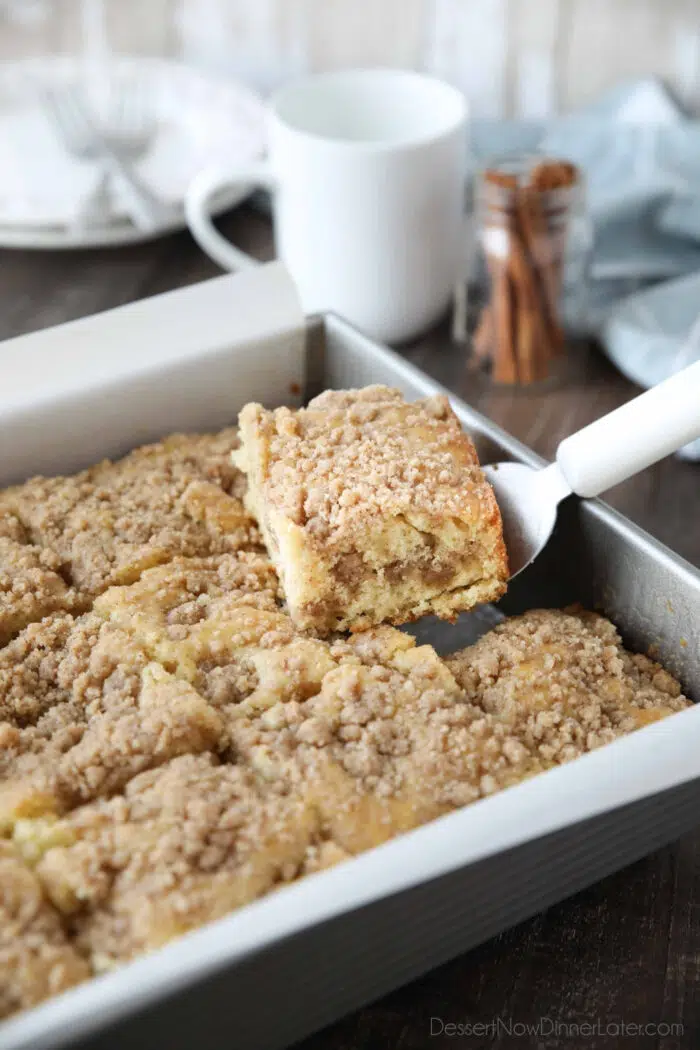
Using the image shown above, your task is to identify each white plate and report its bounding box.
[0,56,267,249]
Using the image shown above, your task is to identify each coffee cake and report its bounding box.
[235,386,508,634]
[0,841,88,1019]
[0,421,694,1024]
[446,607,692,765]
[24,754,320,974]
[0,612,226,832]
[228,626,541,855]
[0,533,80,647]
[1,428,260,604]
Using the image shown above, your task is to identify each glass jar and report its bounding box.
[469,153,591,385]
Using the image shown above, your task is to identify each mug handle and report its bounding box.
[184,164,277,271]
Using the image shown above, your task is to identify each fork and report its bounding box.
[42,83,176,233]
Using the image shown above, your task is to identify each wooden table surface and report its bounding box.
[2,207,699,1050]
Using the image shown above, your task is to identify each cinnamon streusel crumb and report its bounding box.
[3,429,260,601]
[0,841,88,1019]
[93,551,290,705]
[235,387,508,634]
[0,612,227,830]
[228,626,541,854]
[447,607,693,765]
[0,536,81,647]
[29,753,319,971]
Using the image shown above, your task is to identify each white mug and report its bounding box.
[185,69,468,344]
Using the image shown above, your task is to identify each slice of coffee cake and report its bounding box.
[235,386,508,634]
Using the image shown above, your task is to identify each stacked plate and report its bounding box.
[0,55,266,248]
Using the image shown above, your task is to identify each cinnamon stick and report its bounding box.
[472,303,494,364]
[490,259,518,384]
[517,185,565,360]
[504,209,551,383]
[529,160,577,358]
[472,157,580,385]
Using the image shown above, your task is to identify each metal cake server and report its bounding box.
[484,359,700,580]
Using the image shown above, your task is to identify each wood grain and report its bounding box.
[306,0,424,71]
[176,0,308,93]
[561,0,680,110]
[423,0,509,117]
[508,0,561,118]
[0,207,697,1050]
[5,0,700,116]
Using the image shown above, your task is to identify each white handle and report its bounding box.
[184,164,277,271]
[556,359,700,498]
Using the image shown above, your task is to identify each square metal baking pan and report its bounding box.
[2,283,700,1050]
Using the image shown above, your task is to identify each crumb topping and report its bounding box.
[447,607,692,764]
[239,387,498,548]
[93,551,289,701]
[0,613,227,826]
[31,754,319,969]
[229,629,539,853]
[0,537,79,647]
[0,511,27,543]
[0,613,77,727]
[4,429,258,599]
[0,841,89,1019]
